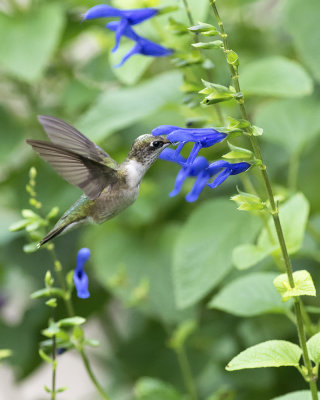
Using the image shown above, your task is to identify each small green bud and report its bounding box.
[45,270,54,287]
[192,40,223,50]
[45,298,57,308]
[9,219,29,232]
[23,242,39,253]
[188,22,219,36]
[227,50,239,66]
[29,167,37,180]
[47,206,59,220]
[223,143,253,160]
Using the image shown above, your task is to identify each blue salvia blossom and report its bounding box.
[153,125,227,165]
[159,148,250,202]
[84,4,172,65]
[73,248,91,299]
[107,22,173,67]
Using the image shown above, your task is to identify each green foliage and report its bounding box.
[209,272,291,317]
[173,199,261,308]
[307,333,320,365]
[240,57,313,97]
[77,71,182,141]
[254,98,320,154]
[226,340,302,371]
[233,193,309,270]
[284,0,320,84]
[0,4,65,82]
[134,377,184,400]
[2,0,320,398]
[273,270,316,302]
[272,391,320,400]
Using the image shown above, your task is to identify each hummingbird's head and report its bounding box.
[127,134,171,165]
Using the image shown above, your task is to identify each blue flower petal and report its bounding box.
[152,125,181,136]
[208,169,232,189]
[114,42,142,67]
[229,162,251,175]
[185,170,211,202]
[185,142,203,165]
[138,37,173,57]
[169,167,191,197]
[158,148,186,165]
[106,21,140,41]
[84,5,123,20]
[122,8,158,24]
[112,18,129,52]
[73,248,91,299]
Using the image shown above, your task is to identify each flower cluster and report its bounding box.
[84,5,173,67]
[154,126,250,202]
[73,248,91,299]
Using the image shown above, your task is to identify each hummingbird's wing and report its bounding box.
[37,115,118,169]
[26,140,119,200]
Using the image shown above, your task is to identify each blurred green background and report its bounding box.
[1,0,320,399]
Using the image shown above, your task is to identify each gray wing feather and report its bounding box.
[37,115,118,168]
[26,140,117,200]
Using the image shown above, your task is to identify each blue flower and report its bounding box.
[159,149,250,202]
[152,125,227,165]
[73,248,91,299]
[107,22,173,67]
[84,4,172,65]
[84,5,158,52]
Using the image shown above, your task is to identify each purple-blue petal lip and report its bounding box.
[73,248,91,299]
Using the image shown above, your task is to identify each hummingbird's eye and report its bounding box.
[151,140,164,149]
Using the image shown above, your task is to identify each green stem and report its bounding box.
[48,247,74,317]
[176,347,198,400]
[209,0,318,396]
[182,0,225,125]
[79,349,111,400]
[51,335,57,400]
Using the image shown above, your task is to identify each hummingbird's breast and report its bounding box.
[89,181,140,224]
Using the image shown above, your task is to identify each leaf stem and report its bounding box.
[209,0,318,396]
[176,347,198,400]
[51,334,57,400]
[79,349,111,400]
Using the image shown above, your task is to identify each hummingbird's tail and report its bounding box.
[38,217,88,247]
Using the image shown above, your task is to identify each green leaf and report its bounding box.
[57,317,86,328]
[77,71,182,142]
[0,349,12,361]
[0,4,65,82]
[272,390,320,400]
[134,377,184,400]
[307,332,320,364]
[232,244,268,269]
[274,270,316,301]
[240,56,313,97]
[223,143,253,160]
[208,272,290,316]
[226,340,302,371]
[254,98,320,154]
[31,288,66,299]
[232,193,309,269]
[284,0,320,84]
[173,199,261,308]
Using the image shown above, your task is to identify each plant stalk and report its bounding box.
[176,347,198,400]
[79,349,111,400]
[209,0,318,396]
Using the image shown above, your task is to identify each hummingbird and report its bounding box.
[26,115,171,246]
